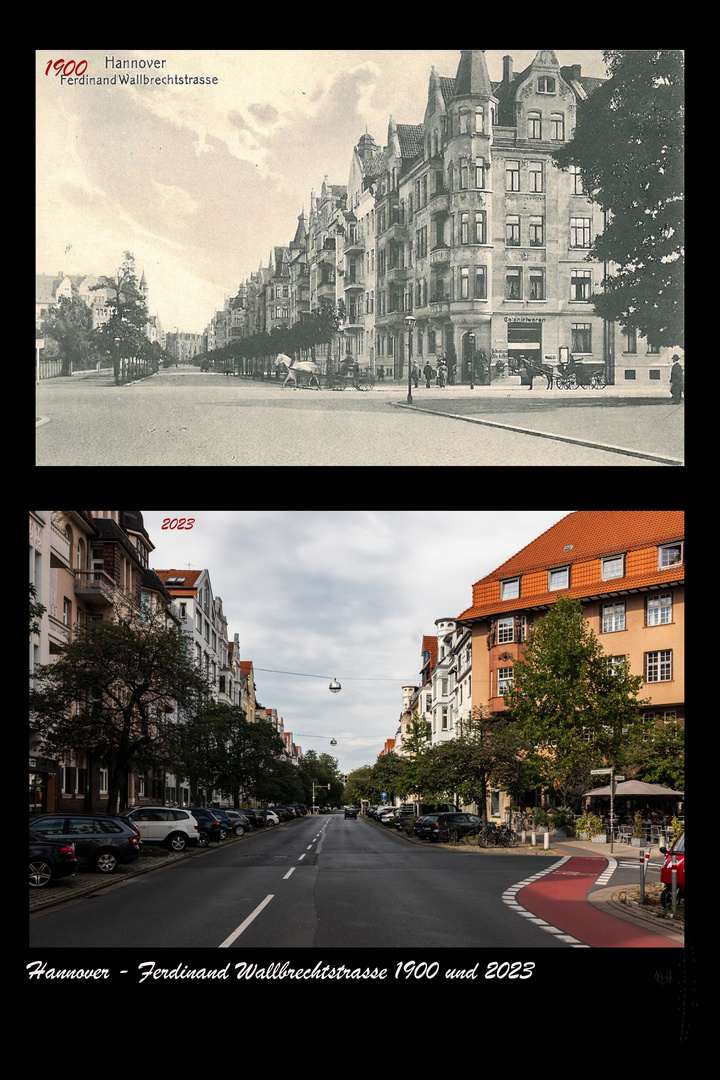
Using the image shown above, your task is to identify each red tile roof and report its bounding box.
[458,511,684,621]
[154,569,203,595]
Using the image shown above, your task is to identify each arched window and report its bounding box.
[527,111,542,139]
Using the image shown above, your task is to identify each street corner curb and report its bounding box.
[587,885,684,943]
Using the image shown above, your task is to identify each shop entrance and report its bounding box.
[507,321,543,384]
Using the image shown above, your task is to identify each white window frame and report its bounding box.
[549,566,569,591]
[601,555,624,581]
[497,667,514,694]
[602,601,626,633]
[658,542,683,569]
[647,593,673,626]
[497,617,515,644]
[646,650,673,683]
[501,577,520,600]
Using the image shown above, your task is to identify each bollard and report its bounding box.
[671,853,678,912]
[531,830,537,846]
[639,848,646,903]
[544,831,549,850]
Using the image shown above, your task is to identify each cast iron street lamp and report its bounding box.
[405,313,416,404]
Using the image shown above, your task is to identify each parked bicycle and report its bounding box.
[478,823,520,848]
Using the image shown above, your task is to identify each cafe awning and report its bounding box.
[584,780,684,797]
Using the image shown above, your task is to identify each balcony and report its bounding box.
[430,245,451,266]
[73,569,116,607]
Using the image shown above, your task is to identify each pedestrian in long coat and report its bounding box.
[423,362,433,388]
[670,355,684,403]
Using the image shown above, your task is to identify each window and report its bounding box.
[647,594,673,626]
[475,157,486,188]
[572,322,592,353]
[506,268,522,299]
[460,266,470,298]
[527,111,542,139]
[529,161,544,192]
[461,212,470,244]
[551,113,565,140]
[571,217,592,248]
[658,542,683,569]
[571,269,593,301]
[506,215,520,246]
[497,617,515,644]
[474,266,487,299]
[602,601,625,633]
[569,165,584,195]
[529,216,544,246]
[602,555,624,580]
[506,160,520,191]
[501,578,520,600]
[646,650,673,682]
[497,667,514,694]
[475,106,485,133]
[538,76,556,93]
[529,268,545,300]
[474,211,486,244]
[549,566,569,590]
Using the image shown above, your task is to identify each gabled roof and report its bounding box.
[458,511,684,621]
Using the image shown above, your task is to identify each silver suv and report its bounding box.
[123,806,199,852]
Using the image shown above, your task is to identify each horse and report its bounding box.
[274,353,320,390]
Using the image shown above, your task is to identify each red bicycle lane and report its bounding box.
[517,857,682,948]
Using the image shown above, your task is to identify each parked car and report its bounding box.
[122,806,200,852]
[659,831,685,907]
[344,807,357,819]
[413,812,482,842]
[223,810,254,835]
[237,808,266,830]
[210,809,246,836]
[189,807,225,843]
[28,814,141,873]
[29,829,79,888]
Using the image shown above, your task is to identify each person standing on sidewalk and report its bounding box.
[423,361,433,388]
[670,355,684,403]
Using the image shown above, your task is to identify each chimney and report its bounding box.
[570,64,582,81]
[503,55,513,82]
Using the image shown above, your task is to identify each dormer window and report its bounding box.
[538,76,556,93]
[549,566,569,591]
[658,542,683,569]
[501,578,520,600]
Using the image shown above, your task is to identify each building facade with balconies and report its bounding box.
[374,50,674,386]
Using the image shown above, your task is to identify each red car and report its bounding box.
[659,832,684,907]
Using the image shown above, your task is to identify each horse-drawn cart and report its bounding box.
[275,354,375,391]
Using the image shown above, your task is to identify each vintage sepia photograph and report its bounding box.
[35,50,684,466]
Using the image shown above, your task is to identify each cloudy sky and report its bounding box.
[141,510,573,776]
[37,49,610,335]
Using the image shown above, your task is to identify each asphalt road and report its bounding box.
[36,368,683,467]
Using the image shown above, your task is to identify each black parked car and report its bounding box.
[28,814,141,873]
[223,810,254,835]
[413,812,482,842]
[29,829,79,888]
[238,809,266,829]
[189,808,225,843]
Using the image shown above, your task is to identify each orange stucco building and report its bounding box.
[457,509,684,755]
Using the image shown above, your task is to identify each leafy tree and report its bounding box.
[367,752,406,805]
[92,252,151,367]
[39,286,99,374]
[502,595,650,792]
[415,711,533,821]
[30,583,46,637]
[554,50,684,348]
[297,750,343,806]
[396,713,431,800]
[29,597,211,814]
[344,765,374,806]
[626,717,684,791]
